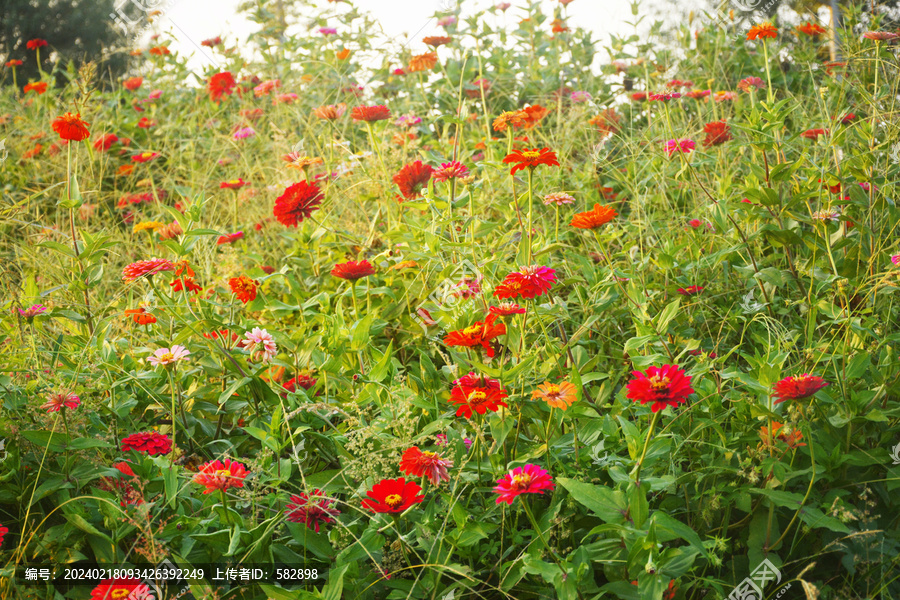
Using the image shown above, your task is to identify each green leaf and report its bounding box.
[651,512,709,558]
[557,477,627,524]
[655,299,681,332]
[369,340,393,383]
[321,563,350,600]
[628,483,649,528]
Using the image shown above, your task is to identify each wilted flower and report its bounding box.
[41,391,80,412]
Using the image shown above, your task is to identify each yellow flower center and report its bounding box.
[229,179,241,184]
[158,352,174,362]
[649,375,671,391]
[422,451,436,458]
[462,324,482,336]
[511,473,532,490]
[385,494,403,508]
[468,390,487,404]
[112,590,130,600]
[522,151,541,159]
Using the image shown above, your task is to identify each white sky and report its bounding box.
[148,0,637,73]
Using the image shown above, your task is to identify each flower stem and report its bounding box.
[633,410,661,486]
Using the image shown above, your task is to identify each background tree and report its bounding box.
[0,0,129,88]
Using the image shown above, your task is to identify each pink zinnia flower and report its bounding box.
[493,464,555,505]
[233,127,256,140]
[738,76,766,92]
[570,91,592,102]
[432,161,471,182]
[319,27,338,35]
[649,92,681,101]
[543,192,575,205]
[664,138,695,156]
[146,345,190,367]
[241,327,277,363]
[891,254,900,266]
[437,16,457,27]
[41,391,80,412]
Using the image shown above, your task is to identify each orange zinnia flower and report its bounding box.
[423,35,452,47]
[407,52,438,72]
[229,275,259,304]
[52,113,91,141]
[520,105,550,129]
[532,381,578,410]
[492,110,527,132]
[125,307,157,325]
[796,22,826,36]
[24,81,48,94]
[570,203,617,229]
[443,314,507,357]
[747,23,777,40]
[312,103,347,120]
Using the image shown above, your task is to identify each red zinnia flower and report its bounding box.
[229,275,259,303]
[170,260,202,294]
[737,77,766,92]
[449,384,509,419]
[217,231,244,245]
[220,178,248,189]
[0,523,7,548]
[124,307,157,325]
[493,265,557,300]
[93,133,119,152]
[149,45,171,55]
[747,23,777,40]
[393,161,434,200]
[52,113,91,141]
[5,59,23,67]
[273,181,323,227]
[489,302,526,316]
[493,464,554,505]
[122,258,175,281]
[121,432,172,455]
[41,391,80,412]
[432,161,470,183]
[23,81,48,94]
[399,447,453,484]
[677,285,704,296]
[283,373,319,395]
[286,490,340,532]
[772,374,828,404]
[131,151,160,163]
[797,22,826,36]
[193,458,249,494]
[331,260,375,280]
[351,105,391,122]
[801,128,829,140]
[123,77,143,91]
[26,39,48,50]
[703,120,732,147]
[361,477,425,513]
[626,364,695,412]
[502,147,560,175]
[208,71,236,102]
[570,203,617,229]
[89,578,152,600]
[443,314,506,357]
[137,117,155,128]
[201,36,223,47]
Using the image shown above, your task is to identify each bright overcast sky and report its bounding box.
[151,0,637,73]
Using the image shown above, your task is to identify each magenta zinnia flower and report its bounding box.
[493,464,555,505]
[664,138,695,156]
[772,374,829,404]
[285,490,340,532]
[41,391,80,412]
[18,304,47,319]
[626,364,694,412]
